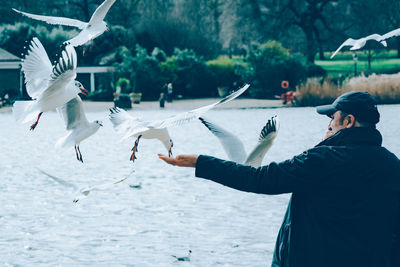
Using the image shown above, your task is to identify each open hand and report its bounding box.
[158,154,198,168]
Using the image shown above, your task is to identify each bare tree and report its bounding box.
[285,0,342,63]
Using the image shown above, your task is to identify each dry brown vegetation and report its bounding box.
[295,73,400,106]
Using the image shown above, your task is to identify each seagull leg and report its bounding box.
[75,145,80,161]
[130,135,142,162]
[77,145,84,163]
[75,145,84,163]
[90,40,93,51]
[82,45,86,56]
[30,112,43,131]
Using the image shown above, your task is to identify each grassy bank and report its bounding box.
[316,49,400,77]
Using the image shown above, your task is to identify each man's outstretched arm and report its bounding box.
[158,149,328,195]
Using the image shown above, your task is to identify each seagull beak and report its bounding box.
[80,87,89,96]
[106,27,111,32]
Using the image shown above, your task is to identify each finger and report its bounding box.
[158,154,171,161]
[158,155,176,165]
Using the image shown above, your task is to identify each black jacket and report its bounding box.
[195,127,400,267]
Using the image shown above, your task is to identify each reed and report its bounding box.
[295,77,347,106]
[295,73,400,106]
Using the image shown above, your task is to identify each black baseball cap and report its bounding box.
[316,91,380,124]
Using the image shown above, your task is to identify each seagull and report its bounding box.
[37,167,134,203]
[13,37,88,130]
[72,172,131,203]
[56,96,103,163]
[172,250,192,262]
[330,34,387,59]
[109,84,250,163]
[199,116,279,167]
[13,0,116,53]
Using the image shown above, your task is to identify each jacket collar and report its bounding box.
[316,127,382,147]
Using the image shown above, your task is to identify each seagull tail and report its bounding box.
[12,100,37,123]
[55,132,74,149]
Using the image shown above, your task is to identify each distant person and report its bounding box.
[159,92,165,108]
[161,83,168,95]
[159,91,400,267]
[167,82,173,102]
[280,81,295,105]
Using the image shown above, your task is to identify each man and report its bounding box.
[159,91,400,267]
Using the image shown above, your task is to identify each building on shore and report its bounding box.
[0,47,22,98]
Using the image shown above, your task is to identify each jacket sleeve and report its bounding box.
[195,149,329,194]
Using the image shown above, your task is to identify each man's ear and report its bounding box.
[346,114,356,128]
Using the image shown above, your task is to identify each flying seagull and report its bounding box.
[109,84,250,163]
[72,172,132,203]
[37,167,134,203]
[56,96,103,163]
[13,0,116,53]
[13,37,87,130]
[330,34,387,59]
[199,116,279,167]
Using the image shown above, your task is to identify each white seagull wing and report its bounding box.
[364,33,385,42]
[199,117,246,163]
[149,84,250,129]
[109,107,145,138]
[330,38,356,59]
[50,44,77,82]
[88,0,116,24]
[22,37,53,99]
[12,8,87,29]
[245,116,279,168]
[41,45,77,98]
[380,28,400,41]
[57,96,89,130]
[37,167,78,190]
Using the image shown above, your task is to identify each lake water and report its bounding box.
[1,104,399,266]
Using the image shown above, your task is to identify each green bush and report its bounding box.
[0,23,82,61]
[245,41,307,98]
[111,45,166,100]
[131,44,164,100]
[171,48,214,97]
[115,77,132,94]
[206,56,243,89]
[159,57,178,85]
[0,23,132,66]
[152,47,167,62]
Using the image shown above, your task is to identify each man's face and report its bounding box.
[324,110,347,140]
